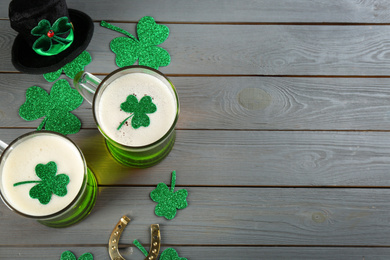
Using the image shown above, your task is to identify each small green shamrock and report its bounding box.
[134,240,187,260]
[160,248,187,260]
[13,161,69,205]
[150,171,188,220]
[101,16,171,69]
[60,250,93,260]
[117,94,157,130]
[19,79,83,135]
[31,17,72,53]
[43,51,92,82]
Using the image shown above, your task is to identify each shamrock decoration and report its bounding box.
[101,16,171,69]
[60,251,93,260]
[134,240,187,260]
[118,94,157,130]
[150,171,188,220]
[13,161,70,205]
[19,79,83,135]
[133,239,149,256]
[31,17,73,55]
[160,248,188,260]
[43,51,92,82]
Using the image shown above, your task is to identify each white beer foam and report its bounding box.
[97,72,177,147]
[1,134,84,216]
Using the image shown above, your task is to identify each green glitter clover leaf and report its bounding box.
[101,16,171,69]
[60,250,93,260]
[134,240,187,260]
[118,94,157,130]
[43,51,92,82]
[19,79,83,135]
[13,161,70,205]
[133,239,149,257]
[150,171,188,220]
[160,248,188,260]
[31,17,73,53]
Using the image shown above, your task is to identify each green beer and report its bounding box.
[0,131,98,228]
[74,66,179,168]
[106,130,176,168]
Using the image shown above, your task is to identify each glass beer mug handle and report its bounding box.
[73,71,102,105]
[0,139,8,154]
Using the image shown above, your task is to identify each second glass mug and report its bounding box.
[0,131,98,228]
[73,66,180,168]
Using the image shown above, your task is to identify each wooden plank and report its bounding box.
[2,129,390,187]
[1,187,390,246]
[4,74,390,130]
[2,21,390,75]
[0,248,111,260]
[3,246,390,260]
[2,0,390,23]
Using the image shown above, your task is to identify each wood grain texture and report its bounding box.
[2,0,390,23]
[72,129,390,187]
[2,0,390,256]
[0,248,112,260]
[1,187,390,246]
[2,21,390,75]
[2,129,390,187]
[3,246,390,260]
[3,74,390,130]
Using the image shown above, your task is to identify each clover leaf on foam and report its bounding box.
[13,161,69,205]
[117,94,157,130]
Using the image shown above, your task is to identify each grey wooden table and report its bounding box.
[2,0,390,259]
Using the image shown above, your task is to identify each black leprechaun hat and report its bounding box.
[9,0,94,74]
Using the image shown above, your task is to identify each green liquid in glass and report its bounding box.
[106,130,176,168]
[38,168,98,228]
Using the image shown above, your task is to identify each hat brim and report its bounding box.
[11,9,94,74]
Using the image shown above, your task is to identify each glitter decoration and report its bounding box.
[118,94,157,130]
[60,250,94,260]
[160,248,188,260]
[13,161,69,205]
[150,171,188,220]
[43,51,92,82]
[134,241,187,260]
[19,79,83,135]
[134,239,149,257]
[100,16,171,69]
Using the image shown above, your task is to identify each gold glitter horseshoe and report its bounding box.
[108,215,161,260]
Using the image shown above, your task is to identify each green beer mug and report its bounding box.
[74,66,179,168]
[0,131,98,228]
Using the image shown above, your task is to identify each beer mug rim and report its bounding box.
[0,130,88,220]
[92,65,180,150]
